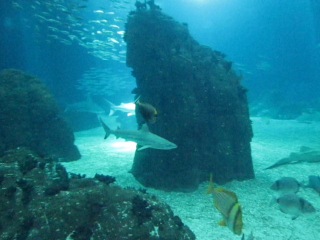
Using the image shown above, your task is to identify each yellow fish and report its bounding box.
[207,174,243,235]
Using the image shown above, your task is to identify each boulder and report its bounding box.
[0,148,195,240]
[125,7,254,191]
[0,69,80,161]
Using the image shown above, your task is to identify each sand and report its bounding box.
[63,117,320,240]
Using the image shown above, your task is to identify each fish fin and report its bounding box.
[218,219,226,226]
[269,197,277,207]
[215,188,238,201]
[109,109,115,116]
[105,99,116,107]
[127,112,134,116]
[100,118,111,139]
[292,215,299,220]
[137,145,150,151]
[140,124,150,132]
[207,173,214,194]
[134,95,141,104]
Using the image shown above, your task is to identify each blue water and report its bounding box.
[162,0,320,113]
[1,1,320,239]
[1,0,319,117]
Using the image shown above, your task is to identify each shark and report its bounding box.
[100,118,177,151]
[65,95,106,114]
[104,99,136,116]
[265,146,320,170]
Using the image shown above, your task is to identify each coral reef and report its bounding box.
[0,148,195,240]
[125,8,254,190]
[94,173,116,185]
[0,69,80,161]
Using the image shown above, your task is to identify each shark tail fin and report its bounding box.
[103,99,115,116]
[99,118,111,139]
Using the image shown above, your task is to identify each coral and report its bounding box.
[94,173,116,185]
[18,153,38,175]
[0,172,4,185]
[44,164,69,196]
[4,186,17,199]
[0,148,195,240]
[16,178,34,205]
[131,195,153,225]
[0,69,80,161]
[69,225,93,240]
[16,215,34,240]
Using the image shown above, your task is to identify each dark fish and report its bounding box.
[307,175,320,194]
[270,177,300,194]
[273,194,316,220]
[135,98,158,124]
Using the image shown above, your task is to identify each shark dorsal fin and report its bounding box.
[140,124,149,132]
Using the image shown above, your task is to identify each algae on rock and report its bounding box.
[0,69,80,161]
[0,148,195,240]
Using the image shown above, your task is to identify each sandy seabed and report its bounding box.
[63,117,320,240]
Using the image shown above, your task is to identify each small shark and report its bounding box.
[104,99,136,116]
[100,118,177,150]
[265,146,320,170]
[65,96,106,114]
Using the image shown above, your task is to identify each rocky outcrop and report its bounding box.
[0,69,80,161]
[0,148,195,240]
[125,7,254,191]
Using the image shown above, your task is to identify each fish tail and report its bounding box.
[102,99,115,116]
[100,118,111,139]
[269,197,277,207]
[207,173,215,194]
[134,95,141,104]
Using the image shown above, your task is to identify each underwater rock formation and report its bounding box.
[0,69,80,161]
[125,8,254,190]
[0,148,195,240]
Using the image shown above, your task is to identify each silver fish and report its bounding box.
[65,96,106,114]
[307,175,320,194]
[105,99,136,117]
[270,177,300,194]
[274,194,316,220]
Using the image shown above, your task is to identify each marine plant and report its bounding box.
[0,69,80,161]
[131,195,154,225]
[94,173,116,185]
[16,178,34,205]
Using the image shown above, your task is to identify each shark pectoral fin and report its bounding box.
[140,124,150,132]
[109,109,115,116]
[137,146,150,151]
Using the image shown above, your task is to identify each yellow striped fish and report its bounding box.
[207,174,243,235]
